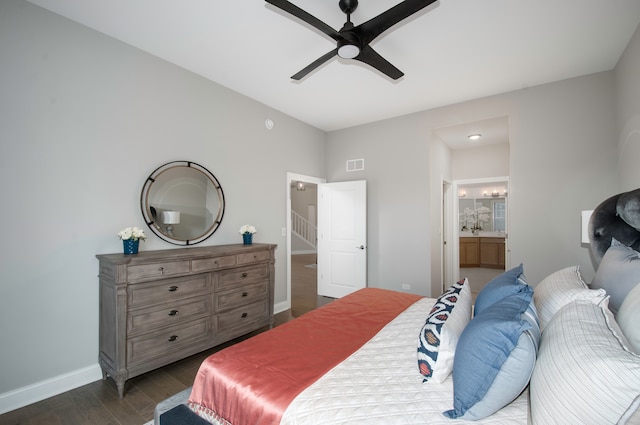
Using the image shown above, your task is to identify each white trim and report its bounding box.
[292,249,316,255]
[274,300,289,314]
[0,364,102,415]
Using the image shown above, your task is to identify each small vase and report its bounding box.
[123,239,139,254]
[242,233,253,245]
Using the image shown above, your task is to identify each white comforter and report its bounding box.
[280,297,529,425]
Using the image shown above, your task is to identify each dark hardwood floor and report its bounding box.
[0,255,324,425]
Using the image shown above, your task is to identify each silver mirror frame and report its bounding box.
[140,161,225,245]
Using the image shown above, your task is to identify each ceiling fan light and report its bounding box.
[337,43,360,59]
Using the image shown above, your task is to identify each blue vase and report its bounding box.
[123,239,139,254]
[242,233,253,245]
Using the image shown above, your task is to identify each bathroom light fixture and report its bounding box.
[468,134,482,140]
[296,181,306,191]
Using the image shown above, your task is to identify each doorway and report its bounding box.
[434,116,510,298]
[453,177,509,300]
[286,172,328,317]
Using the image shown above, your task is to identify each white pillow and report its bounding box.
[617,282,640,354]
[533,266,608,330]
[530,300,640,425]
[591,239,640,314]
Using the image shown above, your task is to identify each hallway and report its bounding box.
[291,253,333,317]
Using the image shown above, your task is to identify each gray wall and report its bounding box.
[615,23,640,191]
[0,0,325,402]
[327,71,619,296]
[452,143,510,180]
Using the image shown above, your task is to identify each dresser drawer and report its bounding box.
[128,274,210,307]
[215,300,269,333]
[127,296,211,336]
[127,317,211,366]
[216,265,268,291]
[237,250,271,265]
[127,260,191,281]
[191,255,237,273]
[214,282,268,312]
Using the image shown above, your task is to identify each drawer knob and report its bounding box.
[168,335,178,342]
[159,267,164,275]
[242,292,248,297]
[168,286,178,292]
[168,310,179,316]
[241,272,248,278]
[241,312,248,318]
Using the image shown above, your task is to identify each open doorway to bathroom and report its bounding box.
[454,178,509,300]
[434,115,510,300]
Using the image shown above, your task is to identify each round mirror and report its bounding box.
[140,161,225,245]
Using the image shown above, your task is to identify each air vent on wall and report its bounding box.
[346,158,365,172]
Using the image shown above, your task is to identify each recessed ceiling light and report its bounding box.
[468,134,481,140]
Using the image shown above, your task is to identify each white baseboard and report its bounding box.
[0,364,103,415]
[292,250,316,255]
[274,300,290,314]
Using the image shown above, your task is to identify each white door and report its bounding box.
[317,180,367,298]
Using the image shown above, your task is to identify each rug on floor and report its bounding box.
[149,404,210,425]
[304,263,317,268]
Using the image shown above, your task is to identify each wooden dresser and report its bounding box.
[96,243,276,397]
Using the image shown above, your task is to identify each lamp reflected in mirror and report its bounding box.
[162,211,181,237]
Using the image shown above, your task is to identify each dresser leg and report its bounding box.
[117,381,125,399]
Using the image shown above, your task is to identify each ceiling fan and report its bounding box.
[265,0,438,80]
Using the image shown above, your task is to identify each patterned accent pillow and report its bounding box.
[417,278,472,383]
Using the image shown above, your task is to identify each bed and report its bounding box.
[155,188,640,425]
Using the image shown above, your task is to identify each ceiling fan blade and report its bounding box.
[354,0,438,44]
[354,45,404,80]
[291,49,338,80]
[265,0,342,42]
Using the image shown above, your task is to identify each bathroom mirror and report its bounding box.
[140,161,225,245]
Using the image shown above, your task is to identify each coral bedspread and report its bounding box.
[188,288,422,425]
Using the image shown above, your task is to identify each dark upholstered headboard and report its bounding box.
[588,188,640,265]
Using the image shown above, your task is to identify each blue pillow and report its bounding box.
[444,288,536,420]
[473,263,528,316]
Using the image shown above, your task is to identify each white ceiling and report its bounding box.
[26,0,640,134]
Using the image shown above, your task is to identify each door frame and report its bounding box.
[449,176,510,282]
[441,177,452,296]
[285,172,326,312]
